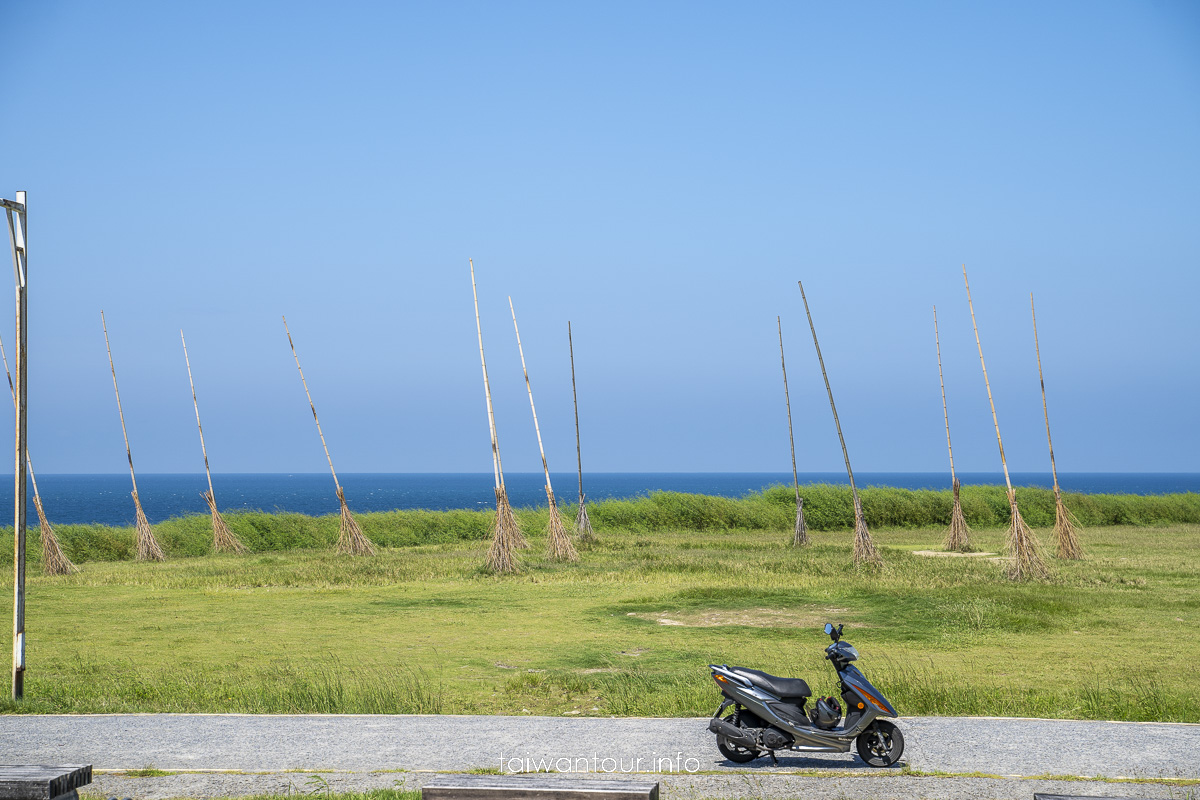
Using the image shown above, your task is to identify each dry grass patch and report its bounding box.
[627,606,853,628]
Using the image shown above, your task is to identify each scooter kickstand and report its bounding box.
[768,751,778,767]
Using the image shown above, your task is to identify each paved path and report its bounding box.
[2,714,1197,799]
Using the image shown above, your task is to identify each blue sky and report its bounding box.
[2,1,1198,475]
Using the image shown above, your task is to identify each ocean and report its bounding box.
[6,472,1199,527]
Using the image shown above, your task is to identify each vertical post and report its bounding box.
[7,191,28,701]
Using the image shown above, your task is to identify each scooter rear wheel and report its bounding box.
[855,720,904,767]
[715,712,762,763]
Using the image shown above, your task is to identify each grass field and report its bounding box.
[2,498,1197,721]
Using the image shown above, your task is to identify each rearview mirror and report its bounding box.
[824,623,833,634]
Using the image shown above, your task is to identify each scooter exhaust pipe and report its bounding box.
[708,717,759,750]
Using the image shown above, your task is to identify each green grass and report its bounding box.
[122,766,173,777]
[2,485,1197,567]
[3,502,1198,721]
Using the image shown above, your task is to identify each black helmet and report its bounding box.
[810,696,842,729]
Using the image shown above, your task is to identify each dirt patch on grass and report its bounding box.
[627,607,850,628]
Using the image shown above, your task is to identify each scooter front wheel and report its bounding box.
[855,720,904,767]
[715,713,762,763]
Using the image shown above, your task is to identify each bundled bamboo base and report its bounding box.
[1054,488,1084,560]
[35,495,77,575]
[943,479,972,552]
[792,496,809,547]
[132,491,166,561]
[204,492,247,553]
[852,500,882,566]
[510,497,530,549]
[575,497,596,544]
[1005,491,1049,581]
[335,487,375,556]
[545,489,578,562]
[487,486,522,573]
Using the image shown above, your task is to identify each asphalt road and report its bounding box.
[2,714,1197,799]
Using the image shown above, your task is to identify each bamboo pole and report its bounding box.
[797,282,880,565]
[934,306,971,551]
[962,267,1047,580]
[283,316,374,556]
[471,260,503,493]
[100,311,165,562]
[777,316,807,546]
[568,322,594,543]
[469,260,523,571]
[0,334,76,574]
[1032,294,1083,559]
[181,331,246,554]
[510,298,576,561]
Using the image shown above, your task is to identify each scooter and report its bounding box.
[706,623,904,767]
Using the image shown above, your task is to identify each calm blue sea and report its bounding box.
[6,472,1199,526]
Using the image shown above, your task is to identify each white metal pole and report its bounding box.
[6,191,28,700]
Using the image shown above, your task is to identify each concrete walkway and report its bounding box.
[2,714,1197,799]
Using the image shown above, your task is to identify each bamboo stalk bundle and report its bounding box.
[568,322,596,544]
[933,306,972,552]
[182,331,246,554]
[778,317,808,546]
[510,298,577,562]
[202,490,244,552]
[101,311,165,562]
[1031,294,1083,560]
[130,490,165,561]
[0,333,78,574]
[962,268,1048,581]
[797,283,881,566]
[470,260,524,572]
[33,496,75,574]
[283,317,375,556]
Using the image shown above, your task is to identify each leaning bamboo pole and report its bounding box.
[101,311,165,562]
[962,267,1048,580]
[1031,294,1083,560]
[0,334,76,574]
[510,298,577,561]
[777,316,808,546]
[283,316,375,556]
[568,321,595,543]
[181,331,246,554]
[933,306,971,552]
[470,260,523,572]
[797,282,881,566]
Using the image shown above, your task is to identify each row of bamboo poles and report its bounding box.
[23,263,599,576]
[779,268,1082,581]
[22,262,1078,582]
[471,260,594,573]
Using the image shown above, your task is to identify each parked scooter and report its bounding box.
[707,623,904,767]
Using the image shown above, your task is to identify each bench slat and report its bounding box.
[0,766,93,800]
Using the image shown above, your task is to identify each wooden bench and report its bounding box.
[0,766,92,800]
[422,775,659,800]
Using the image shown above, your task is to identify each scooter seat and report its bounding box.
[729,667,811,700]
